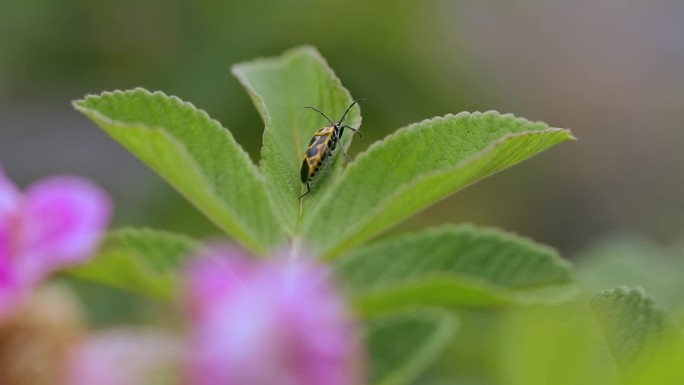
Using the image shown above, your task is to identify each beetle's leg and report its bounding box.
[299,182,311,199]
[341,125,362,138]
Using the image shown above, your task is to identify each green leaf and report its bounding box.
[68,228,199,301]
[367,311,458,385]
[336,225,576,316]
[590,287,675,374]
[301,112,575,258]
[73,89,285,254]
[576,235,684,308]
[232,46,362,232]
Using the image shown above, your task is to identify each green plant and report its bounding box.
[71,46,579,384]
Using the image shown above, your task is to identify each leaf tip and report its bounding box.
[589,286,655,311]
[284,44,322,57]
[231,45,323,75]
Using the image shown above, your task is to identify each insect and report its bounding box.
[299,100,362,198]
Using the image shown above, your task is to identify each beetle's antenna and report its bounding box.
[337,99,365,125]
[304,106,334,125]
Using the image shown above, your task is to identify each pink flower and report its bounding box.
[186,247,363,385]
[66,329,183,385]
[0,166,111,318]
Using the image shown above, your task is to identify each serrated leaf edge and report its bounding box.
[341,224,576,308]
[310,118,574,258]
[74,88,285,254]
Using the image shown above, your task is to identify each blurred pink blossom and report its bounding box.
[186,247,363,385]
[0,166,111,318]
[66,329,183,385]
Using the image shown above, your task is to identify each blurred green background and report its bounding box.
[2,0,683,253]
[1,1,683,383]
[2,0,682,256]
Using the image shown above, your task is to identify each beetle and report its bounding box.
[299,100,362,198]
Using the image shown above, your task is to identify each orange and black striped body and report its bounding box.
[299,101,362,198]
[300,125,340,185]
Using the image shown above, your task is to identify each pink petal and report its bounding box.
[186,249,362,385]
[16,176,111,283]
[0,166,20,269]
[0,167,22,317]
[185,245,254,321]
[0,166,20,216]
[66,329,182,385]
[0,169,111,320]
